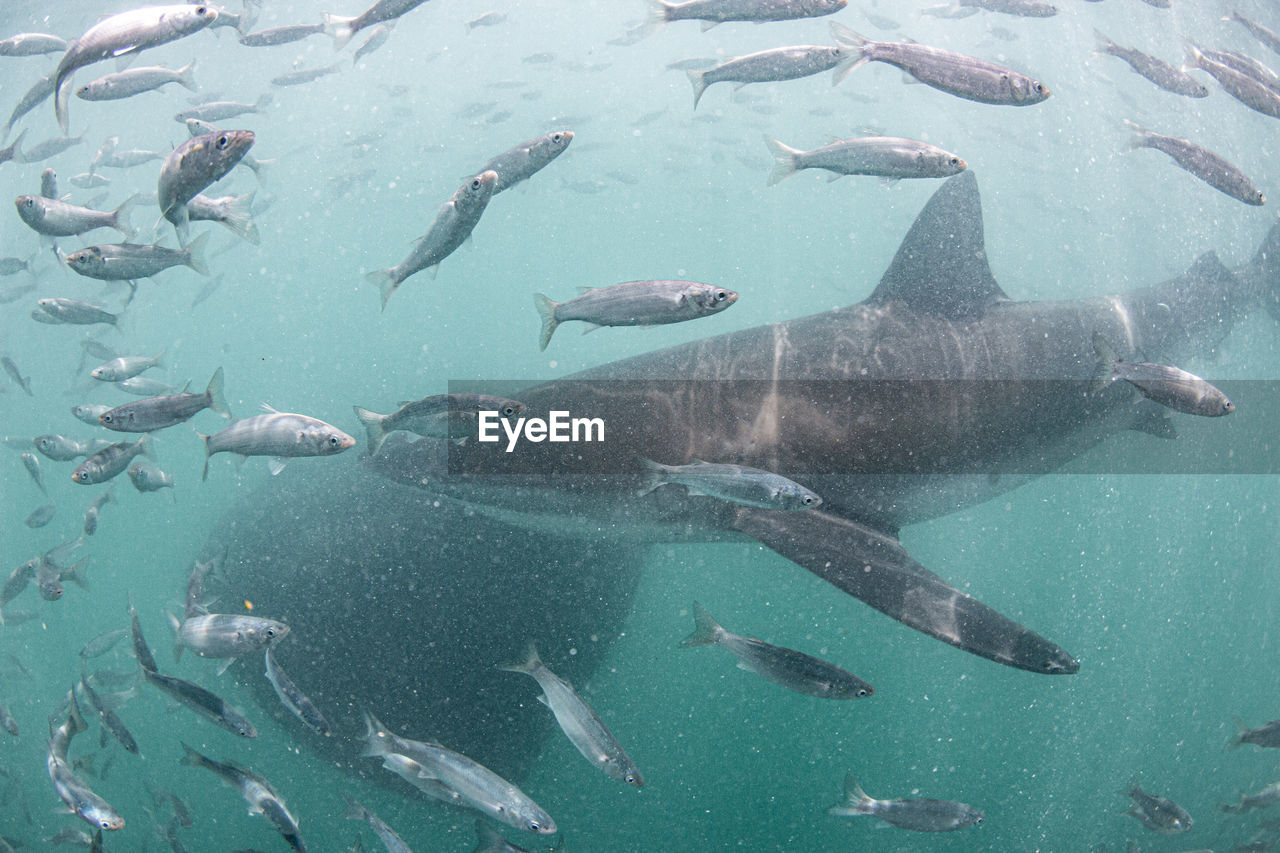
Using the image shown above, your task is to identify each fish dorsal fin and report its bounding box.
[867,171,1008,319]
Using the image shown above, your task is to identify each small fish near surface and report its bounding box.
[32,298,121,327]
[1185,42,1280,120]
[1123,121,1264,207]
[500,642,643,787]
[324,0,431,50]
[534,280,738,351]
[1093,333,1235,415]
[174,94,272,123]
[475,131,573,193]
[82,489,115,536]
[1221,780,1280,814]
[90,351,165,382]
[157,130,255,242]
[71,435,153,485]
[0,32,67,56]
[271,62,343,87]
[831,22,1050,106]
[179,742,303,850]
[828,774,984,832]
[1230,718,1280,750]
[21,451,46,493]
[34,433,106,462]
[365,170,499,308]
[681,602,873,698]
[641,459,822,510]
[127,459,174,494]
[239,23,327,47]
[73,404,112,426]
[66,234,210,283]
[765,134,966,185]
[24,503,56,528]
[1124,781,1192,834]
[923,0,1056,17]
[200,406,355,479]
[170,611,289,672]
[343,796,410,853]
[188,192,259,244]
[651,0,848,30]
[117,376,183,397]
[77,665,140,756]
[46,691,125,831]
[354,393,526,455]
[265,647,332,736]
[1232,10,1280,57]
[99,367,230,432]
[687,45,860,109]
[2,355,33,396]
[14,194,137,238]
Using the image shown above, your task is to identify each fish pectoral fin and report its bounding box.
[215,658,234,676]
[536,694,550,707]
[734,660,753,672]
[729,507,1079,675]
[267,457,289,476]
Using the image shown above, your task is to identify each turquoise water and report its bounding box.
[2,0,1280,850]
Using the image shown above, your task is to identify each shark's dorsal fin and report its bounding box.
[867,171,1008,319]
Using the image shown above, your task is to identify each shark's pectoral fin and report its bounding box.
[730,507,1079,675]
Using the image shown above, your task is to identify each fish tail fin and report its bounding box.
[199,433,212,481]
[342,794,369,822]
[6,129,27,162]
[832,47,861,85]
[360,709,391,757]
[112,193,140,240]
[55,77,72,134]
[533,293,560,350]
[1227,718,1248,750]
[1092,28,1116,56]
[246,157,274,184]
[255,93,274,111]
[474,819,505,848]
[498,641,543,674]
[178,741,206,768]
[183,231,211,276]
[168,612,184,662]
[64,558,90,591]
[67,689,87,736]
[829,22,872,72]
[638,457,669,495]
[219,191,259,244]
[763,136,801,186]
[1121,119,1152,153]
[687,70,709,110]
[177,60,198,92]
[644,0,674,36]
[829,774,875,815]
[323,13,357,50]
[352,406,387,456]
[679,601,724,647]
[205,367,231,418]
[364,268,399,310]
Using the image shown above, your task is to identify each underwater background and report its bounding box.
[2,0,1279,850]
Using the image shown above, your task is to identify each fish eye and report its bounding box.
[857,688,868,697]
[802,495,816,505]
[470,178,482,189]
[975,816,983,825]
[552,133,563,143]
[715,290,727,301]
[265,628,277,638]
[216,134,230,149]
[527,821,539,831]
[101,414,112,424]
[502,405,517,416]
[329,436,341,446]
[950,157,960,165]
[196,5,207,13]
[23,198,33,208]
[99,819,111,828]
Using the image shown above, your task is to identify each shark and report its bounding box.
[367,171,1280,676]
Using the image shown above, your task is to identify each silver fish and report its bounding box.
[766,134,966,185]
[476,131,573,193]
[71,435,153,485]
[323,0,430,49]
[184,119,274,181]
[200,407,355,479]
[97,149,165,169]
[500,643,642,786]
[0,32,68,56]
[0,131,24,165]
[1231,719,1280,749]
[70,172,111,189]
[364,170,499,308]
[14,194,137,238]
[173,94,271,123]
[1125,782,1192,834]
[170,612,288,669]
[1232,10,1280,57]
[353,393,526,455]
[343,797,409,853]
[33,298,120,327]
[681,602,872,698]
[641,459,821,510]
[67,234,209,281]
[1123,121,1264,207]
[117,376,183,396]
[2,356,32,396]
[238,23,326,47]
[924,0,1056,16]
[80,629,128,659]
[1221,781,1280,814]
[17,134,85,163]
[129,597,160,673]
[0,560,37,619]
[352,25,391,64]
[1186,43,1280,119]
[270,62,342,87]
[91,351,165,382]
[264,647,331,736]
[1198,47,1280,92]
[0,696,16,736]
[127,459,174,494]
[188,192,258,243]
[829,775,984,832]
[832,22,1049,105]
[471,820,532,853]
[41,167,58,198]
[467,11,507,29]
[77,667,139,755]
[0,256,30,275]
[47,692,125,831]
[53,4,218,132]
[4,75,53,141]
[25,503,56,528]
[1095,32,1207,98]
[21,452,45,493]
[99,368,230,432]
[35,434,96,461]
[1094,333,1235,415]
[653,0,847,29]
[157,130,255,240]
[83,488,115,536]
[143,666,257,737]
[179,744,301,848]
[75,61,197,101]
[534,280,737,351]
[362,710,557,834]
[688,45,858,109]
